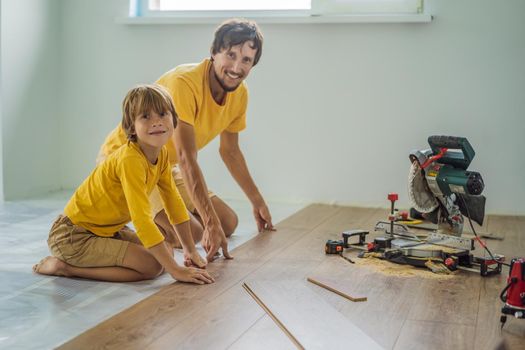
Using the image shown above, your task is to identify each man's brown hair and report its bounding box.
[121,84,177,142]
[211,18,264,66]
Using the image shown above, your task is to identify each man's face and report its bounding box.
[211,41,257,92]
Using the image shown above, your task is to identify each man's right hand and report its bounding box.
[202,225,233,262]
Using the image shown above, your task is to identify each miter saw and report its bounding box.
[407,135,485,237]
[350,136,504,275]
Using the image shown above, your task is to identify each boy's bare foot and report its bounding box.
[33,256,70,277]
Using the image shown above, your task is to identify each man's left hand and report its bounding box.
[253,204,275,233]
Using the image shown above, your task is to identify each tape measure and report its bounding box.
[325,240,344,254]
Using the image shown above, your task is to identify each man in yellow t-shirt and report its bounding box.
[99,19,274,262]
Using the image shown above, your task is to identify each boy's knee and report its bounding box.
[222,212,238,237]
[143,262,163,280]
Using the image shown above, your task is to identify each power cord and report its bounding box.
[458,195,510,268]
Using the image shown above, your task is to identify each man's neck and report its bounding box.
[208,63,226,105]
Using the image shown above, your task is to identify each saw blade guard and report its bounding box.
[407,161,439,213]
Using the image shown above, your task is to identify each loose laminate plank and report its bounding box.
[243,280,384,350]
[307,276,367,302]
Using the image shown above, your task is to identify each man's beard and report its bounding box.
[214,69,242,92]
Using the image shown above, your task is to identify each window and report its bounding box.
[150,0,311,11]
[132,0,423,16]
[126,0,429,23]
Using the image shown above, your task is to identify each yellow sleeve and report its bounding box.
[162,77,197,126]
[157,151,190,225]
[119,156,165,248]
[225,86,248,133]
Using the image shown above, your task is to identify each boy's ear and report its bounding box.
[130,127,136,140]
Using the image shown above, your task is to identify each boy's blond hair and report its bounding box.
[122,84,177,142]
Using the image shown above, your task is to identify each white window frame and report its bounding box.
[123,0,431,24]
[132,0,312,18]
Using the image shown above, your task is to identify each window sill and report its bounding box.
[116,13,432,25]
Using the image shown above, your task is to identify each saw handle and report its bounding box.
[420,147,448,169]
[427,135,475,170]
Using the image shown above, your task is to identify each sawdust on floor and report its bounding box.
[353,256,458,279]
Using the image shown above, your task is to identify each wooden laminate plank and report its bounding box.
[405,272,481,325]
[242,280,384,350]
[58,295,207,350]
[58,205,341,350]
[227,314,295,350]
[393,319,476,350]
[483,215,525,259]
[307,276,367,302]
[391,273,480,349]
[242,282,304,349]
[277,204,343,230]
[147,284,266,350]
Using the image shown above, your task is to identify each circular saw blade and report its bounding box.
[408,161,439,213]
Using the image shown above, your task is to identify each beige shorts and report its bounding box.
[47,215,141,267]
[150,165,216,216]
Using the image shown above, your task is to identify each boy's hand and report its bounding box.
[184,250,207,269]
[171,266,214,285]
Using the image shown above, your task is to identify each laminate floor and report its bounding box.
[0,191,304,350]
[58,205,525,350]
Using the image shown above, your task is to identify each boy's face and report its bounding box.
[211,40,257,92]
[133,110,174,150]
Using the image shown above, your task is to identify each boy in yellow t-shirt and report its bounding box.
[33,84,213,284]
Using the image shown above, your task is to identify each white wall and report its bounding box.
[3,0,525,215]
[0,4,4,202]
[1,0,61,200]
